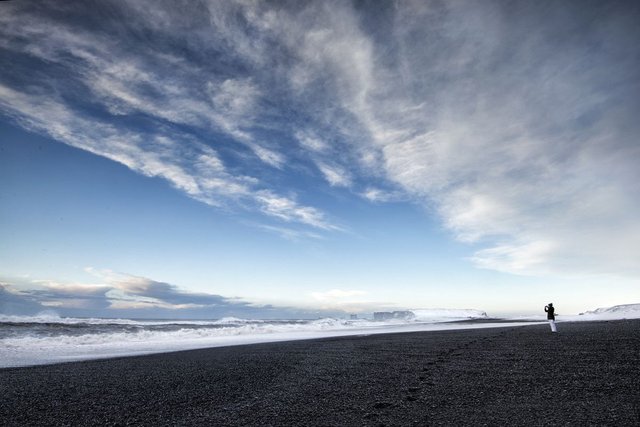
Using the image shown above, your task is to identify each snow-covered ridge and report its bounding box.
[579,303,640,319]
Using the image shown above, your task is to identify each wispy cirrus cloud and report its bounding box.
[0,1,331,231]
[264,0,640,278]
[361,187,404,204]
[0,83,251,204]
[0,4,281,167]
[1,0,639,279]
[254,190,339,231]
[316,162,352,188]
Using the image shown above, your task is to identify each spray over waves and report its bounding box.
[0,308,522,368]
[0,312,268,326]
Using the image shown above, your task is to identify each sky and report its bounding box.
[1,0,639,319]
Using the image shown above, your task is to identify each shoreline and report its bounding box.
[1,319,638,425]
[0,318,546,369]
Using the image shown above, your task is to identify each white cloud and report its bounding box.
[0,80,327,230]
[361,187,402,203]
[31,281,111,296]
[209,78,260,121]
[1,273,351,318]
[255,190,339,230]
[107,300,205,310]
[316,162,351,187]
[84,269,238,309]
[270,1,640,278]
[470,241,558,276]
[1,1,350,235]
[1,0,638,277]
[295,131,329,153]
[0,7,283,169]
[0,83,243,203]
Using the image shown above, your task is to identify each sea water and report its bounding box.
[0,309,564,368]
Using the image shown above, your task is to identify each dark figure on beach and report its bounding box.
[545,303,557,332]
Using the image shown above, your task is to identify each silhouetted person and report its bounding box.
[545,303,557,332]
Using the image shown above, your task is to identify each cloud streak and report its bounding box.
[266,0,640,277]
[0,1,335,231]
[1,0,639,278]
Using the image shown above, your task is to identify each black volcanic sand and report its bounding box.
[1,320,639,426]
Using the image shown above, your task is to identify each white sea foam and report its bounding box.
[0,313,262,326]
[0,308,487,326]
[0,308,532,368]
[0,313,141,325]
[3,304,635,368]
[0,320,536,368]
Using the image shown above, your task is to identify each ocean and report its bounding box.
[0,309,547,368]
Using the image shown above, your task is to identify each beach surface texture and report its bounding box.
[1,319,638,426]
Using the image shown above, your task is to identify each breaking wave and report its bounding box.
[0,308,525,368]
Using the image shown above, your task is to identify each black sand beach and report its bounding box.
[1,320,639,426]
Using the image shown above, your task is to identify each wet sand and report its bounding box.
[1,319,638,426]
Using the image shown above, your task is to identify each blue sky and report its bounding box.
[1,0,639,318]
